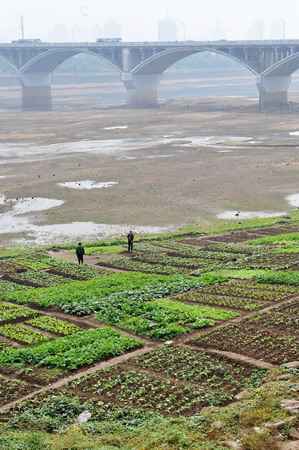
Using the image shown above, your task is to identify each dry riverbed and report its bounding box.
[1,95,299,246]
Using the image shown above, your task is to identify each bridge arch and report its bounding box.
[131,47,258,76]
[257,52,299,110]
[19,48,122,74]
[0,55,18,72]
[18,48,122,110]
[262,51,299,78]
[122,47,257,107]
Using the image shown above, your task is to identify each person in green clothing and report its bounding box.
[76,242,85,264]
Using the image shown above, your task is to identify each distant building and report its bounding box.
[48,24,68,42]
[158,18,178,41]
[210,24,227,41]
[101,21,122,39]
[269,19,285,39]
[247,20,264,40]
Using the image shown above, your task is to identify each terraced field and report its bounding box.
[0,224,299,444]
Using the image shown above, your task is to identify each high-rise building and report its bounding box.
[102,21,122,39]
[158,18,178,41]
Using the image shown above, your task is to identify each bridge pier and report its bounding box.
[257,75,291,111]
[121,73,162,107]
[19,72,53,110]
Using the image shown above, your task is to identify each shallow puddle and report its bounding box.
[170,136,252,149]
[14,222,171,246]
[145,154,174,159]
[58,180,119,190]
[286,193,299,207]
[103,126,128,130]
[0,196,64,235]
[116,156,136,160]
[217,211,286,220]
[0,135,254,164]
[0,193,171,245]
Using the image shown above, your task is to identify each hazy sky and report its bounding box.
[1,0,299,42]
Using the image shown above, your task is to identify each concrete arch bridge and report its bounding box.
[1,40,299,110]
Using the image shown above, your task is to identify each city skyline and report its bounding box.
[0,0,298,42]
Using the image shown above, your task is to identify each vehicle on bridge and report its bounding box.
[96,38,122,43]
[11,39,42,43]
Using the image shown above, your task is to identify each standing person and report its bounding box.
[127,231,134,252]
[76,242,85,265]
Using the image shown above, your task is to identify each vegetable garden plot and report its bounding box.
[68,351,267,416]
[130,346,268,393]
[3,270,74,288]
[146,241,246,261]
[131,253,223,269]
[222,279,299,294]
[98,258,189,275]
[25,316,83,336]
[246,233,299,246]
[194,232,264,244]
[68,367,228,416]
[0,280,34,294]
[95,297,238,340]
[0,375,35,407]
[1,272,210,313]
[273,299,299,315]
[197,283,294,302]
[10,253,108,280]
[189,323,299,364]
[129,243,168,253]
[250,227,295,236]
[0,324,50,345]
[235,253,299,269]
[0,303,39,323]
[245,311,299,335]
[0,260,27,276]
[173,292,266,310]
[0,327,142,370]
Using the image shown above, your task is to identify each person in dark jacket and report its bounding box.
[127,231,134,252]
[76,242,85,264]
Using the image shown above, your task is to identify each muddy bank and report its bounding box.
[1,95,299,246]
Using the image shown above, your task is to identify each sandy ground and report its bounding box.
[1,93,299,246]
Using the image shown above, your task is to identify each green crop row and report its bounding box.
[100,258,188,275]
[223,279,299,293]
[131,346,268,390]
[25,316,82,336]
[174,292,265,310]
[190,322,299,364]
[8,270,72,287]
[148,241,246,260]
[95,296,237,339]
[256,271,299,286]
[246,311,299,334]
[235,253,299,270]
[10,253,108,280]
[0,327,142,370]
[0,303,39,323]
[0,280,33,294]
[199,284,291,302]
[69,367,233,415]
[132,253,222,269]
[0,324,49,345]
[246,232,299,245]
